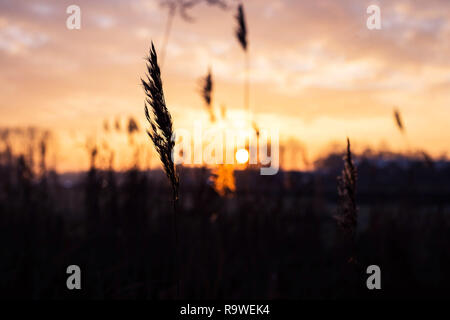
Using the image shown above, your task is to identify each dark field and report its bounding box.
[1,149,450,299]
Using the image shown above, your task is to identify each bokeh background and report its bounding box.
[1,0,450,300]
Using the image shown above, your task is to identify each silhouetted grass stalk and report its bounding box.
[235,3,249,111]
[142,42,180,297]
[201,67,216,122]
[336,138,358,260]
[393,107,411,152]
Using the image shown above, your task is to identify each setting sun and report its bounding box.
[236,148,249,164]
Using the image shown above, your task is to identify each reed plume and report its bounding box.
[127,116,140,146]
[142,42,179,203]
[393,108,404,133]
[127,117,139,134]
[200,67,216,122]
[335,138,358,240]
[393,107,412,154]
[235,3,247,51]
[235,3,250,111]
[142,41,180,296]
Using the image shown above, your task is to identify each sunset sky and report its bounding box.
[1,0,449,171]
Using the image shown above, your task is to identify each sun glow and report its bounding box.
[235,148,249,164]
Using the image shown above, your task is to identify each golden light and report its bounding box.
[235,148,249,164]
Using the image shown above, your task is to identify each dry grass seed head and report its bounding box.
[235,4,247,51]
[142,42,179,200]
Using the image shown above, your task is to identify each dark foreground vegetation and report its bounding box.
[1,149,450,299]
